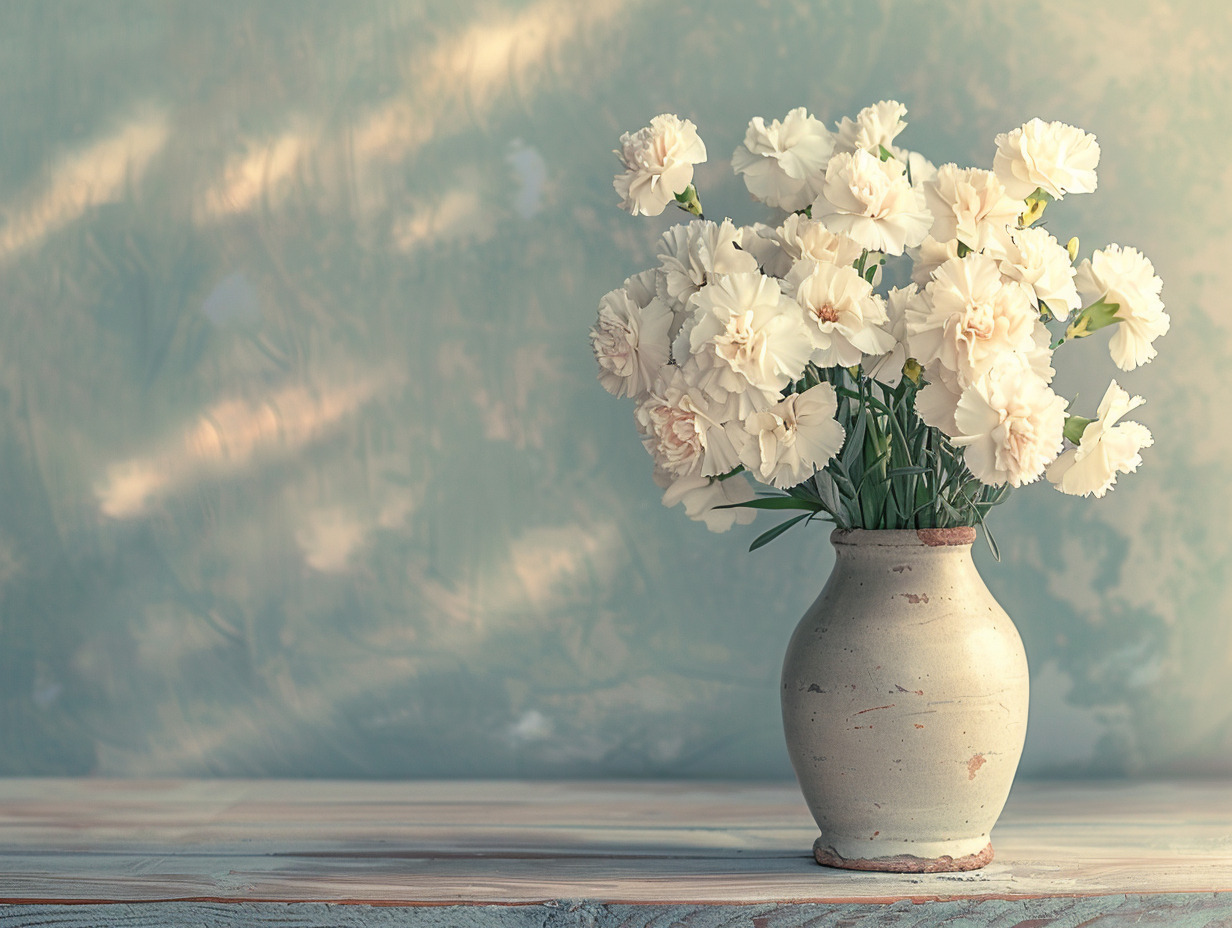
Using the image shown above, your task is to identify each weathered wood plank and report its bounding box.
[0,779,1230,908]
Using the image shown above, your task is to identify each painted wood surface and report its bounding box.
[1,778,1231,925]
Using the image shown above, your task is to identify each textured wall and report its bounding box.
[0,0,1227,778]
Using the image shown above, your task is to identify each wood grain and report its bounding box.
[0,778,1230,923]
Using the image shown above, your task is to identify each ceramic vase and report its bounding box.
[781,527,1029,872]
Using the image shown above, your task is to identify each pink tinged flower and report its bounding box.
[743,214,865,279]
[784,259,895,368]
[613,114,707,217]
[732,107,835,212]
[834,100,909,155]
[813,149,932,256]
[950,365,1067,488]
[993,118,1100,200]
[1046,381,1153,498]
[635,367,739,478]
[994,226,1081,319]
[924,164,1025,253]
[865,285,918,388]
[676,272,813,419]
[1075,244,1169,371]
[733,383,846,489]
[653,467,758,533]
[905,253,1038,386]
[591,287,674,399]
[656,219,758,317]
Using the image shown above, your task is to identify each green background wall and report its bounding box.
[0,0,1227,778]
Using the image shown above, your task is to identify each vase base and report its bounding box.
[813,836,994,872]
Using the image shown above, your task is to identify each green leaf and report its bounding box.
[887,465,928,477]
[1063,414,1094,445]
[749,512,813,551]
[714,497,824,512]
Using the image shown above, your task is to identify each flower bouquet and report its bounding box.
[590,102,1168,872]
[591,102,1167,554]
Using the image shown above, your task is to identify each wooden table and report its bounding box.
[1,779,1230,926]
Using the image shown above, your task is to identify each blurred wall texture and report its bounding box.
[0,0,1229,779]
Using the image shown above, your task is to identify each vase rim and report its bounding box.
[830,527,976,547]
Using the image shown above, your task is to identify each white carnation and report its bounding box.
[1047,381,1152,499]
[1075,244,1169,371]
[951,364,1067,488]
[656,219,759,317]
[733,383,845,489]
[924,164,1024,253]
[813,149,932,256]
[865,284,917,387]
[994,226,1081,319]
[784,259,894,368]
[993,118,1100,200]
[635,366,740,478]
[613,114,707,217]
[909,235,962,288]
[906,253,1038,386]
[834,100,908,155]
[732,107,835,212]
[591,286,673,399]
[743,214,865,279]
[676,272,813,419]
[891,146,938,189]
[653,467,758,532]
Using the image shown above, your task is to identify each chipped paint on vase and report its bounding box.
[781,528,1029,872]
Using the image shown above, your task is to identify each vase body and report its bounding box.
[781,527,1028,872]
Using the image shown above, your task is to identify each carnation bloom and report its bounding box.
[1075,244,1169,371]
[924,164,1025,253]
[784,258,895,367]
[993,226,1081,319]
[909,235,962,288]
[743,214,865,279]
[950,364,1067,487]
[732,383,846,488]
[591,286,673,399]
[814,149,931,256]
[732,107,835,212]
[906,253,1038,386]
[834,100,909,155]
[653,467,757,532]
[676,272,813,419]
[1047,381,1153,498]
[656,219,759,317]
[865,284,917,387]
[993,118,1100,200]
[635,367,739,478]
[613,114,707,217]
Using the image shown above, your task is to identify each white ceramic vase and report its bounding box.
[781,527,1029,872]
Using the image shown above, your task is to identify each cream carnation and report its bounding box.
[635,366,740,478]
[653,467,758,532]
[834,100,908,155]
[909,235,962,288]
[994,226,1081,319]
[916,339,1054,438]
[813,149,932,256]
[743,214,865,279]
[865,284,917,387]
[951,364,1066,487]
[906,253,1038,386]
[676,272,813,419]
[1047,381,1152,499]
[613,114,707,217]
[656,219,759,317]
[591,286,673,399]
[924,164,1025,252]
[993,118,1100,200]
[732,107,835,212]
[733,383,845,488]
[784,259,895,368]
[1075,244,1169,371]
